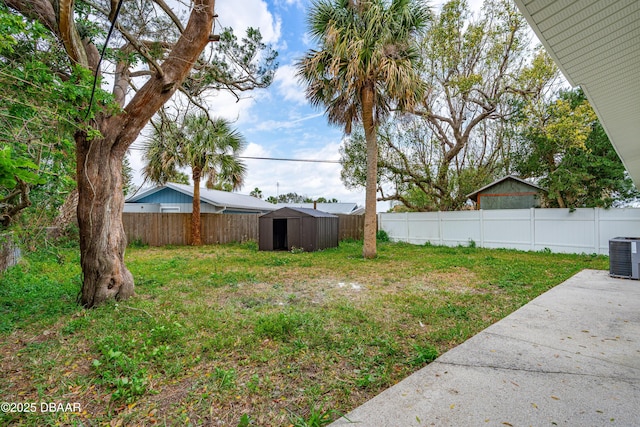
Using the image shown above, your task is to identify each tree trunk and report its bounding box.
[362,84,377,259]
[76,130,134,308]
[6,0,216,307]
[191,167,202,245]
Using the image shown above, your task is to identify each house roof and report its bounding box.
[466,176,544,202]
[513,1,640,187]
[275,202,359,215]
[260,207,338,218]
[126,182,276,212]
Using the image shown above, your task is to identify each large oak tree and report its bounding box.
[2,0,217,307]
[340,0,560,211]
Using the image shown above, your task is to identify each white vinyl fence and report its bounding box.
[379,208,640,255]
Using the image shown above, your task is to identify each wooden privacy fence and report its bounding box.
[123,213,364,246]
[337,214,365,241]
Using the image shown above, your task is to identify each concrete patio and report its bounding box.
[330,269,640,426]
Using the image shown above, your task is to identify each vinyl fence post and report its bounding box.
[405,211,410,243]
[530,208,535,251]
[438,211,443,246]
[479,209,484,248]
[594,207,600,254]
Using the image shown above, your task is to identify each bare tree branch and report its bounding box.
[152,0,185,33]
[177,86,212,121]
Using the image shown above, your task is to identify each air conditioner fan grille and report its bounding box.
[609,240,632,277]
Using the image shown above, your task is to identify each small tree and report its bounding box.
[515,89,638,208]
[250,188,263,199]
[143,113,247,245]
[0,4,77,229]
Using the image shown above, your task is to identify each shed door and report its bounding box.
[273,218,287,250]
[287,218,300,250]
[259,217,273,251]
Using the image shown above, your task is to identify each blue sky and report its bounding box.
[129,0,484,209]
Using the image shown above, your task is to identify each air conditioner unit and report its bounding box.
[609,237,640,279]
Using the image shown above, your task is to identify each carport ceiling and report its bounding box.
[513,0,640,186]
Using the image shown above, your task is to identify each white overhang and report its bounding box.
[513,0,640,186]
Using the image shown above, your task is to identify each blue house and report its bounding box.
[125,182,275,214]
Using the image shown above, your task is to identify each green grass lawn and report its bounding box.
[0,240,607,426]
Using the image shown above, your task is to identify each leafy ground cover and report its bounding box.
[0,240,607,426]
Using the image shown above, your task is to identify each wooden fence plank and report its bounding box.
[123,213,364,247]
[337,214,364,241]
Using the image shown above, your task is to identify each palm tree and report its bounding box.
[143,113,247,245]
[297,0,430,258]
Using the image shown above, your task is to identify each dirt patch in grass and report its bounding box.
[427,267,487,292]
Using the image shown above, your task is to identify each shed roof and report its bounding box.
[513,0,640,187]
[466,176,544,203]
[126,182,275,212]
[260,207,338,218]
[275,202,359,215]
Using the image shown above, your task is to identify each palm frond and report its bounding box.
[142,113,247,190]
[296,0,432,131]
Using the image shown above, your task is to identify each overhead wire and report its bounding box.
[84,0,125,120]
[127,144,339,164]
[116,8,339,167]
[238,156,340,164]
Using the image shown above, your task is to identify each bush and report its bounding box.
[376,230,390,242]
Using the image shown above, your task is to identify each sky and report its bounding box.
[128,0,485,210]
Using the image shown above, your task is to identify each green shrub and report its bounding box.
[376,230,390,242]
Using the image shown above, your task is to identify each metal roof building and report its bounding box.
[124,182,275,214]
[259,207,339,252]
[275,202,360,215]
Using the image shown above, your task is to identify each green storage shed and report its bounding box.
[466,176,545,210]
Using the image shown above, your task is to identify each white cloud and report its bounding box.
[215,0,281,44]
[253,112,324,132]
[208,92,259,123]
[243,142,271,157]
[301,31,314,48]
[293,141,341,162]
[273,63,307,105]
[283,0,304,8]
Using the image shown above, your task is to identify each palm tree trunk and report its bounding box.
[362,84,377,259]
[192,167,203,245]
